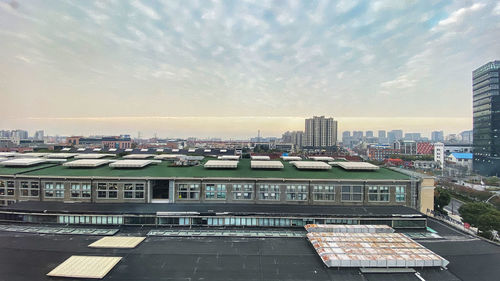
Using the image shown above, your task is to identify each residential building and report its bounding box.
[404,133,421,141]
[431,131,444,142]
[459,130,473,144]
[365,131,373,138]
[34,130,44,141]
[473,61,500,176]
[304,116,338,148]
[388,130,403,143]
[434,142,445,167]
[352,131,363,140]
[378,130,386,138]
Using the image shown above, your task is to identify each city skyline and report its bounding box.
[0,1,498,137]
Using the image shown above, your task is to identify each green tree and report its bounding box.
[477,211,500,232]
[434,187,451,214]
[458,202,496,227]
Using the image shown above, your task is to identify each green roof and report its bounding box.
[0,163,60,176]
[6,159,411,180]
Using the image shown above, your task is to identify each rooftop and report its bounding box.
[0,158,411,180]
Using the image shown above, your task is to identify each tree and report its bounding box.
[434,187,451,214]
[477,211,500,233]
[458,202,496,227]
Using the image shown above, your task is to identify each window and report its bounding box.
[178,184,200,200]
[97,182,118,199]
[368,186,389,202]
[204,184,226,200]
[395,186,406,202]
[258,185,280,200]
[45,182,64,198]
[1,180,16,196]
[21,181,39,197]
[70,183,91,198]
[124,183,145,199]
[232,184,253,200]
[313,185,335,201]
[341,185,363,202]
[286,185,308,201]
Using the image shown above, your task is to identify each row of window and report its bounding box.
[0,181,145,199]
[176,184,406,202]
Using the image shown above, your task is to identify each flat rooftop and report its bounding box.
[0,158,411,180]
[0,218,498,281]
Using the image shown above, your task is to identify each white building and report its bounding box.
[434,142,445,167]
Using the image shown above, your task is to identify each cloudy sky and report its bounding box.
[0,0,499,139]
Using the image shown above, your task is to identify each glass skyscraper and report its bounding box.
[473,60,500,176]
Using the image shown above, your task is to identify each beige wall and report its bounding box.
[419,178,435,213]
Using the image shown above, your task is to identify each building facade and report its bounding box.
[473,60,500,176]
[304,116,338,148]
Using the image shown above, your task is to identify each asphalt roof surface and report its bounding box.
[2,221,494,281]
[0,158,411,180]
[2,201,423,217]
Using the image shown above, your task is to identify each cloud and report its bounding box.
[380,75,416,89]
[438,3,486,27]
[131,0,160,20]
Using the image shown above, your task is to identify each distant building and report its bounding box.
[34,130,44,141]
[388,130,403,143]
[434,142,445,167]
[367,145,400,161]
[304,116,338,148]
[459,130,473,144]
[281,131,304,149]
[352,131,363,140]
[446,153,473,176]
[378,130,386,138]
[431,131,444,142]
[416,142,434,155]
[393,140,417,155]
[67,136,132,149]
[365,131,373,138]
[404,133,421,141]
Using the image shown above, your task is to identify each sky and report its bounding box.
[0,0,499,139]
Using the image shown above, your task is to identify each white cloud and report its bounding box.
[438,3,486,27]
[380,75,416,89]
[131,0,160,20]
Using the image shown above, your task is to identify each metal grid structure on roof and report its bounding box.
[306,225,449,268]
[305,224,394,233]
[218,155,240,160]
[93,148,102,152]
[156,148,164,152]
[172,149,179,152]
[188,148,196,152]
[337,162,380,171]
[46,256,122,279]
[61,147,71,151]
[108,148,117,152]
[290,161,331,170]
[123,154,154,159]
[125,148,133,152]
[77,148,86,151]
[46,153,77,159]
[251,160,284,169]
[109,160,153,168]
[75,153,113,159]
[220,149,227,152]
[0,152,17,157]
[310,156,335,162]
[140,148,149,152]
[204,160,238,169]
[281,156,302,161]
[0,157,7,162]
[204,149,211,153]
[251,155,270,160]
[0,158,46,167]
[63,159,110,168]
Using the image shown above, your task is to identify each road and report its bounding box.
[444,197,464,216]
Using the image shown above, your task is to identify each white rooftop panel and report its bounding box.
[63,159,110,168]
[291,161,331,170]
[109,160,153,168]
[310,156,335,162]
[93,148,102,152]
[154,154,186,160]
[251,155,270,160]
[281,156,302,161]
[46,256,121,279]
[75,154,113,159]
[156,148,164,152]
[140,148,149,152]
[61,147,71,151]
[218,155,240,160]
[88,237,145,248]
[220,149,227,153]
[77,148,86,151]
[172,149,179,152]
[251,160,284,169]
[20,153,50,158]
[0,152,18,157]
[46,153,77,159]
[108,148,117,152]
[125,148,133,152]
[204,160,238,169]
[123,154,154,159]
[204,149,211,153]
[188,148,196,153]
[0,158,46,167]
[337,162,380,170]
[0,157,7,162]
